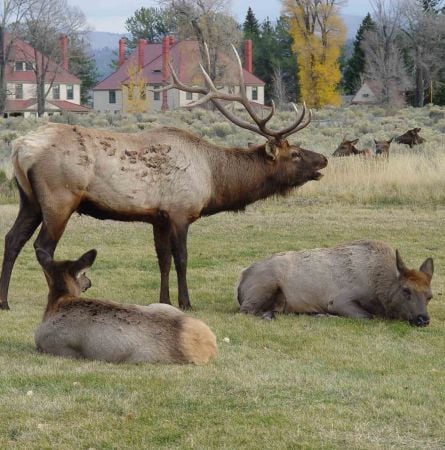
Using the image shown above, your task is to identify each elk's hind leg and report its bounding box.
[0,186,42,309]
[170,222,191,310]
[153,222,172,305]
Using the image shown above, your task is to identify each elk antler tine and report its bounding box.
[199,63,217,90]
[204,42,211,74]
[260,100,276,126]
[231,44,246,93]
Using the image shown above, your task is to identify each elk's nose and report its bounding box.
[411,315,430,327]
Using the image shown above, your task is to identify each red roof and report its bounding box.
[5,34,80,84]
[94,40,264,90]
[6,98,91,113]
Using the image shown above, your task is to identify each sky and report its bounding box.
[72,0,373,34]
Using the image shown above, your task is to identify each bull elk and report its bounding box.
[395,128,425,148]
[35,249,217,364]
[0,45,327,310]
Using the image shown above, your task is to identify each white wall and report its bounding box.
[93,90,123,114]
[7,82,81,104]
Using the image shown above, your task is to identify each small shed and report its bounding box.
[351,81,379,105]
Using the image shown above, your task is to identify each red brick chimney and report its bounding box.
[118,38,126,67]
[59,35,69,71]
[243,39,253,73]
[138,39,147,70]
[161,36,171,111]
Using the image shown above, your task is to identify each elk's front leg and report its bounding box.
[153,223,172,305]
[327,296,373,319]
[171,222,191,310]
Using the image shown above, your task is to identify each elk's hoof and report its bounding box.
[0,302,10,311]
[261,311,275,321]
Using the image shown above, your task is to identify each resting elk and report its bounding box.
[374,138,393,158]
[236,240,434,326]
[395,128,425,148]
[35,249,217,364]
[332,139,373,157]
[0,45,327,310]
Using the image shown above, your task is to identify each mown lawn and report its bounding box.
[0,197,444,449]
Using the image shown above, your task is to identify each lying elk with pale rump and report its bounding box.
[0,44,327,310]
[395,128,425,148]
[236,240,434,326]
[332,139,373,157]
[35,249,217,364]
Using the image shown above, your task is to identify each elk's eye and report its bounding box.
[291,151,301,159]
[402,287,411,299]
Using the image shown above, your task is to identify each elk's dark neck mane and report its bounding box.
[201,140,290,215]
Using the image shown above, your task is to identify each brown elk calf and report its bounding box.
[374,138,393,158]
[236,240,434,326]
[0,45,327,311]
[34,249,217,364]
[332,139,373,157]
[395,128,425,148]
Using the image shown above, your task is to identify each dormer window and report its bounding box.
[152,69,161,73]
[15,61,33,71]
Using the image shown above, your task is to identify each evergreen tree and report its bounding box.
[243,7,260,38]
[342,13,375,95]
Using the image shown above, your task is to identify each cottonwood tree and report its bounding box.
[283,0,346,107]
[21,0,89,116]
[0,0,36,115]
[400,1,445,106]
[160,0,241,82]
[362,0,410,106]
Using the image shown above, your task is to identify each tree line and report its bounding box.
[1,0,444,117]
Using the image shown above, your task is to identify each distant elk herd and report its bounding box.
[333,128,425,159]
[0,44,435,365]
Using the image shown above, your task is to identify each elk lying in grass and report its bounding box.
[332,139,373,157]
[35,249,217,364]
[236,240,434,326]
[395,128,425,148]
[374,138,393,158]
[0,45,327,310]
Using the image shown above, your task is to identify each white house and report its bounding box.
[4,34,90,117]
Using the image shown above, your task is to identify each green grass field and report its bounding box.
[0,196,444,449]
[0,105,444,448]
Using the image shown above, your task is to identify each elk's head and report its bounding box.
[154,43,327,184]
[333,138,359,157]
[387,250,434,327]
[36,249,97,297]
[374,138,393,157]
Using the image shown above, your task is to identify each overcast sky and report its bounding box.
[74,0,372,33]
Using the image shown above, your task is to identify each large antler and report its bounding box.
[153,43,312,142]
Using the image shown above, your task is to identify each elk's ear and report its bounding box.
[414,128,421,133]
[419,258,434,279]
[247,142,256,148]
[264,141,278,160]
[73,249,97,274]
[388,137,393,144]
[351,139,359,145]
[396,249,408,277]
[36,249,53,270]
[374,139,378,144]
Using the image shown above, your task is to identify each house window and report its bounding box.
[140,87,146,100]
[109,90,116,104]
[251,86,258,101]
[25,62,33,71]
[15,84,23,99]
[186,91,193,101]
[15,61,33,71]
[363,93,369,98]
[153,86,160,101]
[67,84,74,100]
[52,84,60,100]
[15,61,24,71]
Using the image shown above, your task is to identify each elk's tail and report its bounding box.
[179,317,217,365]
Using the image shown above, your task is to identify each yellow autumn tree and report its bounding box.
[122,61,149,113]
[284,0,346,107]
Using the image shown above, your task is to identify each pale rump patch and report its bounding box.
[179,317,217,365]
